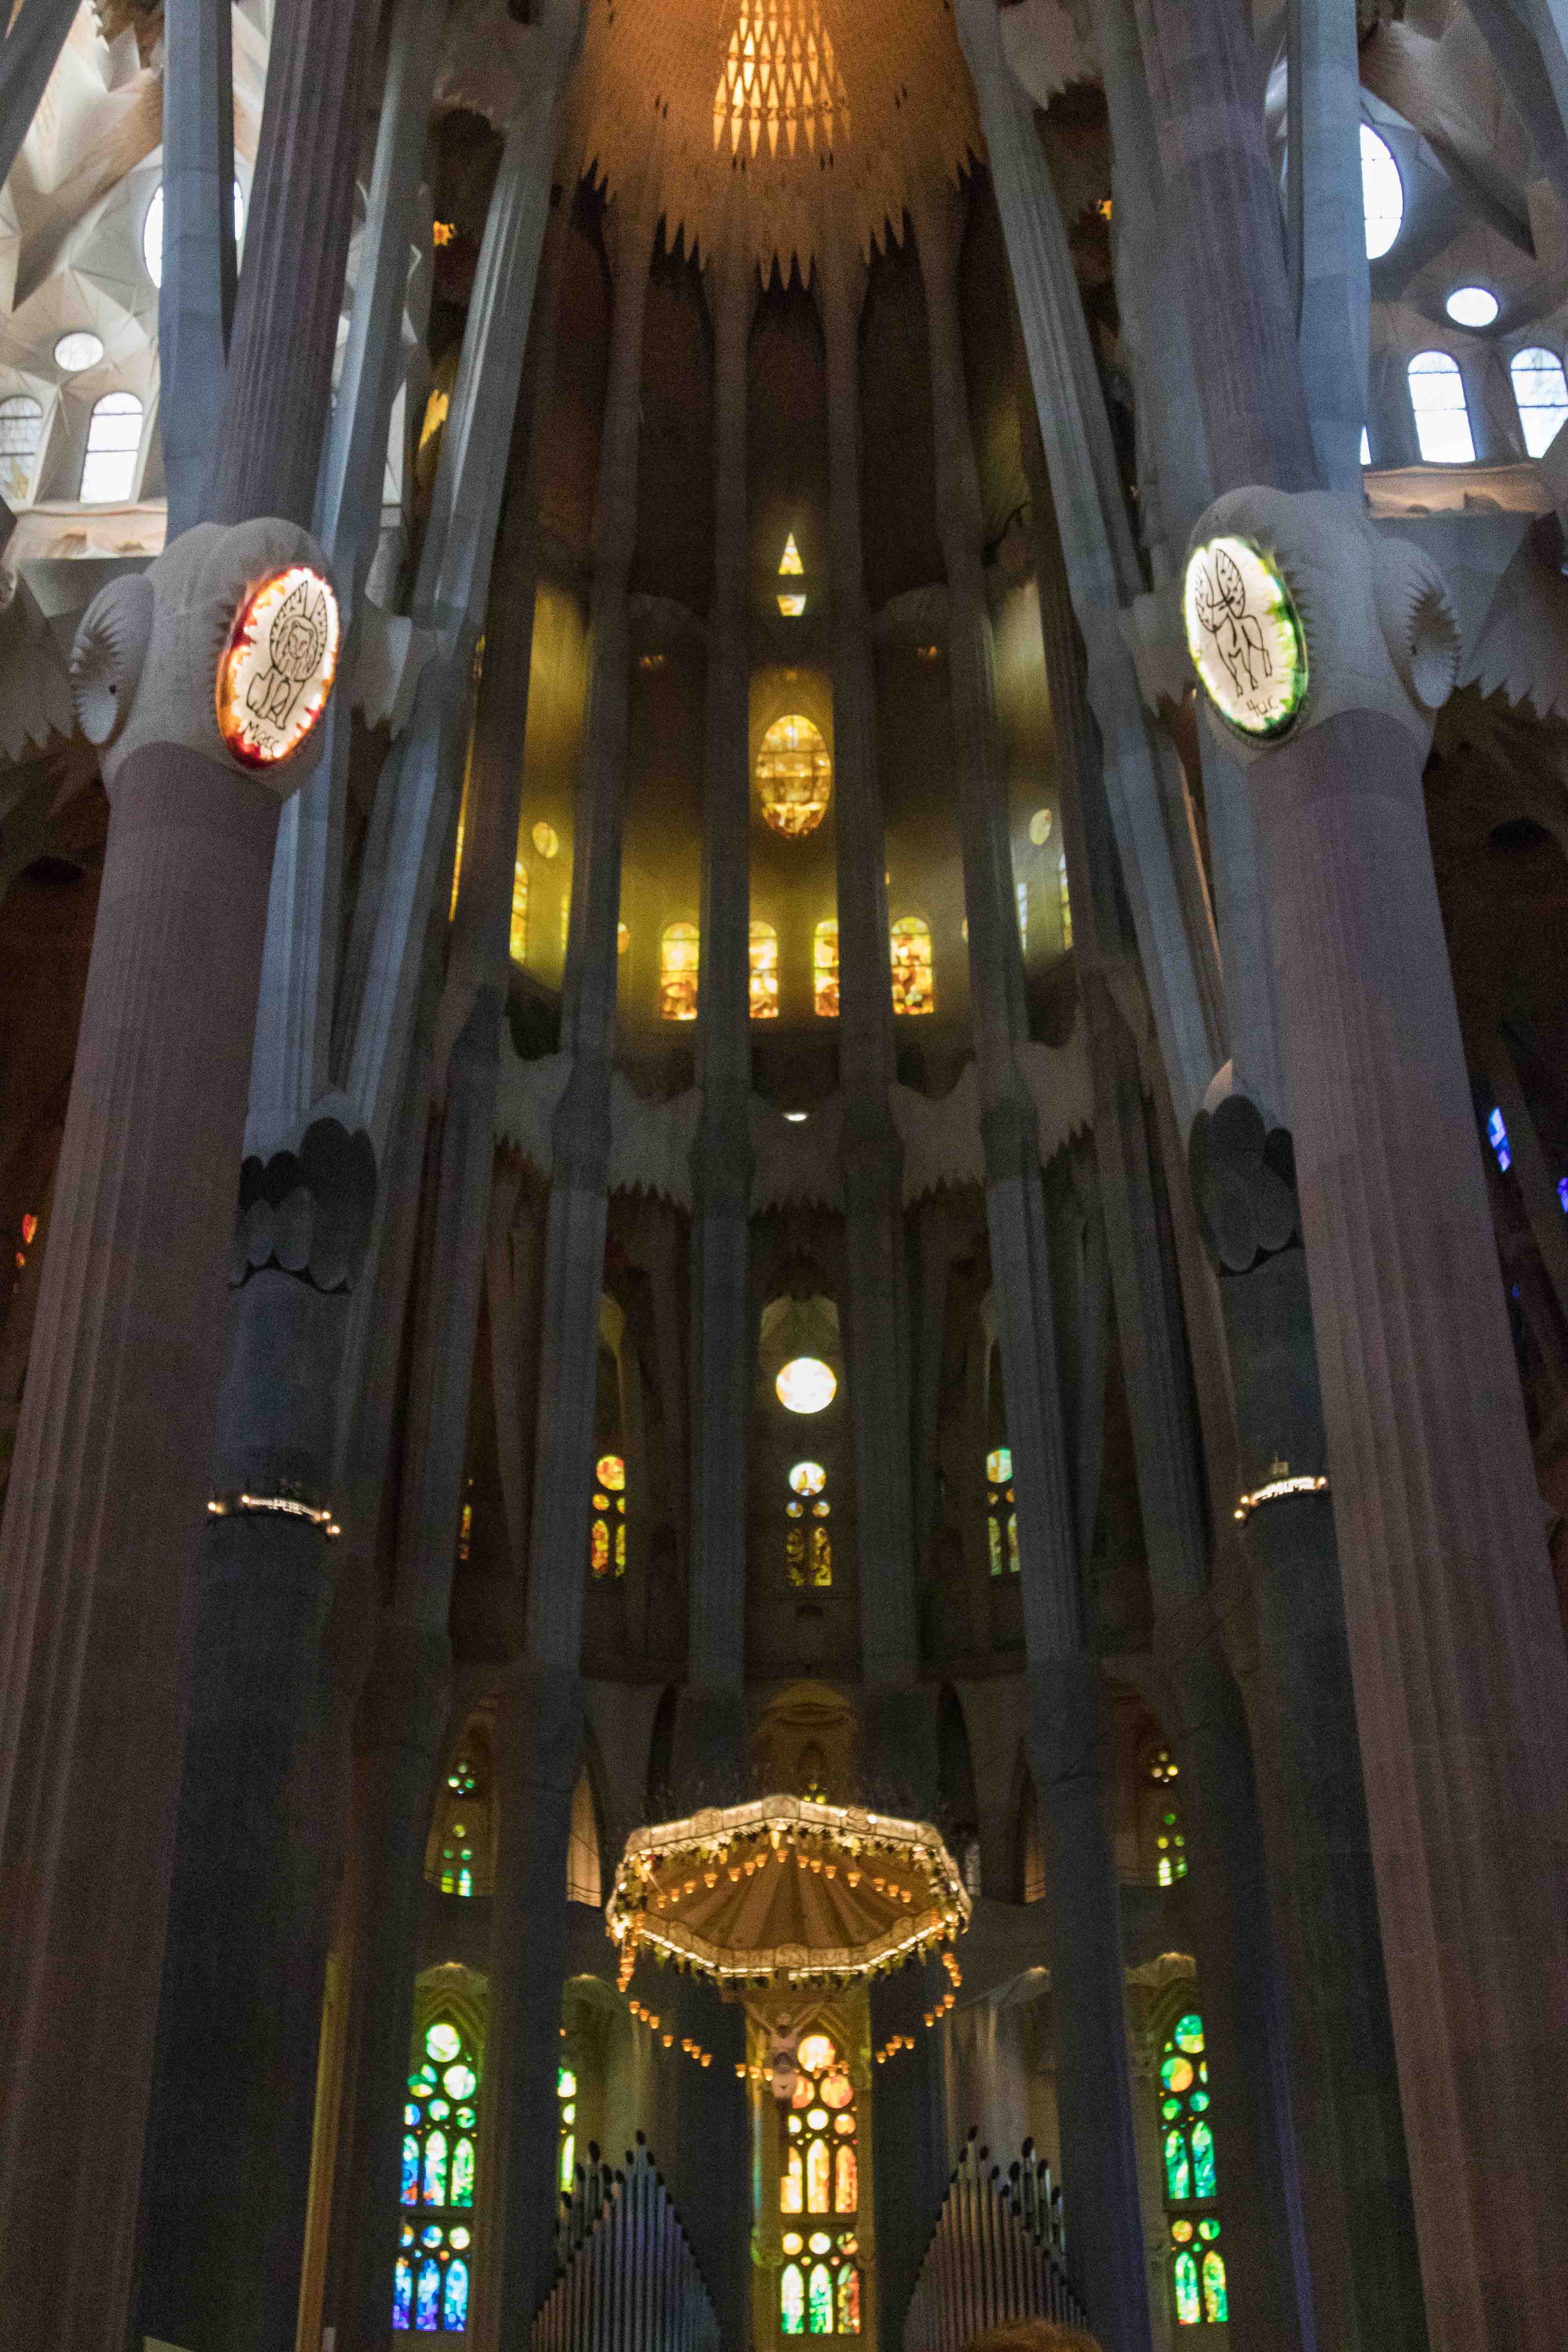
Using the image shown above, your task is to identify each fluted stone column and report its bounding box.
[817,212,926,1797]
[911,181,1150,2352]
[1187,486,1568,2347]
[953,0,1222,1139]
[158,0,236,537]
[0,517,341,2352]
[479,144,664,2350]
[679,210,756,1801]
[1023,427,1311,2343]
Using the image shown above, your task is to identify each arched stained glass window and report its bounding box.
[1149,1746,1187,1886]
[813,918,840,1018]
[750,920,780,1018]
[777,2033,860,2334]
[557,2063,577,2192]
[0,394,42,505]
[80,391,142,503]
[1159,2008,1225,2327]
[1408,352,1475,464]
[985,1446,1018,1577]
[394,2017,481,2330]
[1510,346,1568,457]
[757,713,831,834]
[890,915,934,1015]
[430,1734,492,1898]
[510,859,527,961]
[786,1458,832,1588]
[660,922,700,1020]
[589,1450,625,1581]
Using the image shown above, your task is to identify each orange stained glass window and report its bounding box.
[660,922,700,1020]
[782,2144,804,2213]
[807,2136,830,2213]
[596,1454,625,1491]
[890,916,934,1016]
[590,1520,610,1577]
[834,2143,857,2212]
[510,861,527,961]
[813,919,840,1018]
[757,715,832,837]
[750,920,780,1018]
[809,1524,831,1587]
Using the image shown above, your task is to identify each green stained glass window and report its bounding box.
[393,2016,481,2331]
[1201,2250,1227,2322]
[1174,2249,1200,2327]
[782,2264,806,2333]
[1164,2128,1191,2202]
[1158,2005,1223,2325]
[1191,2119,1216,2199]
[808,2262,833,2333]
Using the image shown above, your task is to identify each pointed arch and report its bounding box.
[566,1763,603,1907]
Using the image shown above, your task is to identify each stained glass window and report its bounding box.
[1511,346,1568,457]
[889,916,934,1016]
[510,860,528,962]
[660,922,700,1020]
[777,534,807,617]
[1408,351,1475,464]
[809,917,841,1018]
[0,395,41,505]
[394,2019,481,2330]
[80,391,143,503]
[758,714,832,836]
[1149,1747,1187,1885]
[985,1446,1018,1577]
[589,1453,626,1581]
[778,2033,860,2336]
[1057,853,1072,951]
[558,2063,577,2192]
[750,921,780,1018]
[1160,2009,1225,2327]
[787,1461,832,1587]
[432,1739,491,1898]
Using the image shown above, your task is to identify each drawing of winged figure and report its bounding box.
[1192,544,1271,700]
[246,574,329,733]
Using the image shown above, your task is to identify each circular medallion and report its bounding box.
[1183,536,1307,739]
[216,563,341,768]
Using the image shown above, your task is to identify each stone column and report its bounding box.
[817,211,926,1797]
[0,515,341,2352]
[479,141,664,2350]
[158,0,236,538]
[910,180,1151,2352]
[679,208,756,1800]
[1191,484,1568,2347]
[1023,428,1311,2343]
[952,0,1223,1138]
[250,0,448,1144]
[0,0,79,194]
[1287,0,1371,492]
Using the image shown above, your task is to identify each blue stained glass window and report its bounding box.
[443,2256,470,2330]
[416,2256,441,2331]
[1488,1106,1511,1172]
[808,2261,833,2333]
[1201,2250,1228,2322]
[401,2134,420,2205]
[1191,2120,1217,2199]
[393,2256,413,2330]
[452,2137,475,2207]
[1164,2127,1191,2202]
[423,2130,448,2207]
[781,2263,806,2334]
[1174,2250,1200,2326]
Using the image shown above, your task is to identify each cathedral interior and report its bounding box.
[2,0,1568,2349]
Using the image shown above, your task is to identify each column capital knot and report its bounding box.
[1184,485,1461,764]
[70,515,341,797]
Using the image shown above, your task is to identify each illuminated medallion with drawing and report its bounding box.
[216,562,341,768]
[1183,534,1307,739]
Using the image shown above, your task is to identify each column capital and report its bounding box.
[71,517,341,795]
[1184,486,1461,762]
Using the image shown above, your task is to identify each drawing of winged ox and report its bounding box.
[1192,544,1271,702]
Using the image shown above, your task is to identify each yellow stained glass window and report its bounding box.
[812,918,840,1018]
[810,1525,831,1586]
[789,1461,826,1496]
[806,2137,830,2212]
[596,1454,625,1492]
[782,2144,804,2213]
[750,920,780,1018]
[660,922,700,1020]
[758,715,831,837]
[1058,853,1073,950]
[510,862,527,962]
[890,916,934,1016]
